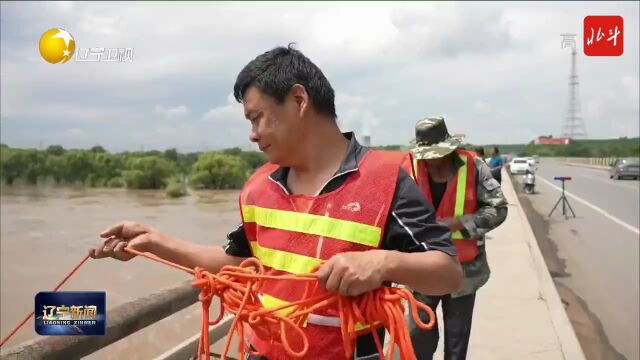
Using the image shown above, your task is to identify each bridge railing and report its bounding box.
[0,281,233,360]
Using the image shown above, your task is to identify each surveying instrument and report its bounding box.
[548,176,576,218]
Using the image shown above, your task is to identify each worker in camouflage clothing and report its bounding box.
[408,116,508,360]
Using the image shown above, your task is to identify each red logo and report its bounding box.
[584,16,623,56]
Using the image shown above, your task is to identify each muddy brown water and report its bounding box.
[0,186,241,359]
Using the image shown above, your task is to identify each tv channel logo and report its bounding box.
[34,291,106,336]
[38,28,134,64]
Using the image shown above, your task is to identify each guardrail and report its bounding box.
[0,281,209,360]
[154,315,235,360]
[554,157,618,167]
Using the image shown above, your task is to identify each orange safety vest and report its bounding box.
[413,149,478,263]
[239,150,413,359]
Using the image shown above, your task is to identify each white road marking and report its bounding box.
[580,174,640,191]
[545,160,639,190]
[538,176,640,235]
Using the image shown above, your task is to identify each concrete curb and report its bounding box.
[502,172,586,360]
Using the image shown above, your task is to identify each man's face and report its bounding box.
[425,156,448,167]
[242,86,303,165]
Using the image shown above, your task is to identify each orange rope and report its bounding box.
[1,248,436,360]
[125,247,436,360]
[0,254,91,347]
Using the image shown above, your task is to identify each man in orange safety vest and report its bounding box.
[408,116,508,360]
[90,45,463,359]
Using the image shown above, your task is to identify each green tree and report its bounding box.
[222,147,243,156]
[165,178,187,198]
[4,149,51,184]
[60,150,94,184]
[92,152,124,184]
[191,152,249,189]
[176,152,200,175]
[90,145,107,153]
[238,151,267,171]
[107,177,125,188]
[373,145,402,151]
[122,156,175,189]
[144,150,162,157]
[46,155,65,184]
[164,148,179,163]
[46,145,66,156]
[1,147,20,185]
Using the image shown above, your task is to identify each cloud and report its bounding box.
[79,14,122,36]
[303,5,398,65]
[621,76,640,104]
[472,100,491,114]
[65,128,85,137]
[0,1,638,150]
[202,94,245,123]
[154,105,191,119]
[581,75,640,137]
[390,3,515,59]
[335,93,385,142]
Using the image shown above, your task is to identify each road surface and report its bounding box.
[514,159,639,360]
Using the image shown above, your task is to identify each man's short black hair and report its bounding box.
[233,44,337,119]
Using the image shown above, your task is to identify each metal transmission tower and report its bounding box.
[561,34,587,138]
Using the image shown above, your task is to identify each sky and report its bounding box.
[1,1,638,152]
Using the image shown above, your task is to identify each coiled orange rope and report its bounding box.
[124,247,436,360]
[0,247,436,360]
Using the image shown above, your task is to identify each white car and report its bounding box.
[525,157,538,170]
[509,158,531,174]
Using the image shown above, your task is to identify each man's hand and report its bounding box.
[89,221,155,261]
[439,217,465,232]
[316,250,389,296]
[438,218,464,233]
[100,220,153,240]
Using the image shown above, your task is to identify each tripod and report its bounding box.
[548,177,576,218]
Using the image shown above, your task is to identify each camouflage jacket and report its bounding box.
[449,154,508,297]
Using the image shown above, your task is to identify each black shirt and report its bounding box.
[428,177,448,210]
[222,132,455,357]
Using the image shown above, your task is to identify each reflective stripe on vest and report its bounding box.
[250,240,321,275]
[260,292,370,330]
[451,156,468,240]
[242,205,382,247]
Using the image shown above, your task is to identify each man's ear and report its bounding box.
[289,84,309,117]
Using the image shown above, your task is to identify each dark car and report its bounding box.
[609,158,640,180]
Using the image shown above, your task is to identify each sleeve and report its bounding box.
[222,223,252,257]
[457,158,508,239]
[381,168,457,256]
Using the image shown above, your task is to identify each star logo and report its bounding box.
[39,28,75,64]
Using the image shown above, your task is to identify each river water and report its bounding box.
[0,186,241,359]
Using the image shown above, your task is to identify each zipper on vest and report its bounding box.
[314,168,359,196]
[267,175,301,211]
[268,167,359,197]
[268,175,291,195]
